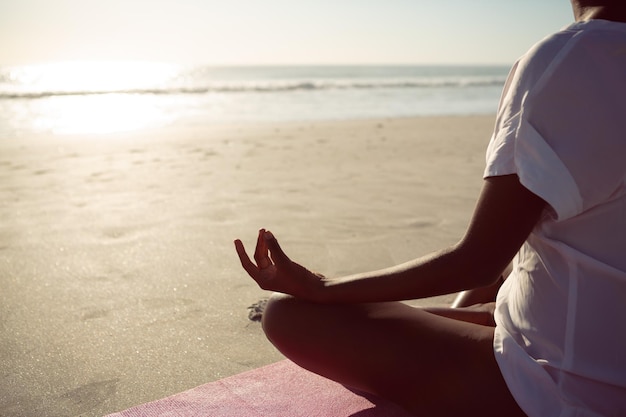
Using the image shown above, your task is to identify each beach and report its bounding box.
[0,115,495,416]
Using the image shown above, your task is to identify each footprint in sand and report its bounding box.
[247,299,268,322]
[58,379,119,412]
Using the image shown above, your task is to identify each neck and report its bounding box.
[571,1,626,22]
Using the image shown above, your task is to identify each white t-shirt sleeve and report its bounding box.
[485,30,626,221]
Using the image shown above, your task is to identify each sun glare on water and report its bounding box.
[12,61,180,135]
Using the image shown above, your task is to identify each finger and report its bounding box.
[264,231,290,264]
[234,239,261,279]
[254,229,271,268]
[253,228,266,261]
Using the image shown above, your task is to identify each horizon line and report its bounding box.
[0,60,513,68]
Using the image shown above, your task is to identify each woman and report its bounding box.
[235,2,626,415]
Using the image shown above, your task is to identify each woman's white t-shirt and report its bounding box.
[485,20,626,417]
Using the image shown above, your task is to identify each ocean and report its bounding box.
[0,62,509,136]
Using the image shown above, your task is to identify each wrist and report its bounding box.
[309,272,333,304]
[309,271,328,303]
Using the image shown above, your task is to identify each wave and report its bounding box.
[0,77,506,99]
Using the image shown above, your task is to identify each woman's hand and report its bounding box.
[234,229,326,301]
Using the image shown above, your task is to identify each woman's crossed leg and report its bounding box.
[262,294,526,417]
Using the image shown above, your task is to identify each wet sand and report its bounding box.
[0,115,494,416]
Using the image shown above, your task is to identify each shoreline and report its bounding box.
[0,114,495,416]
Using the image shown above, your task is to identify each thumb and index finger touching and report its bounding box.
[263,230,289,264]
[234,229,289,273]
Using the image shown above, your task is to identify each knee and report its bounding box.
[261,292,322,354]
[261,292,299,344]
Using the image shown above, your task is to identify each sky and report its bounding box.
[1,0,574,66]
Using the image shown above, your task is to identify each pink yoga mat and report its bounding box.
[106,359,413,417]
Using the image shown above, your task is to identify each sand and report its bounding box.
[0,115,495,416]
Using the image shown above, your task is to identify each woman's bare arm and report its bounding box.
[235,174,546,304]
